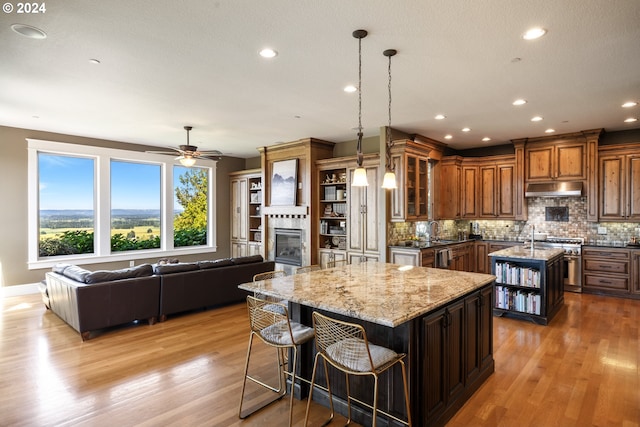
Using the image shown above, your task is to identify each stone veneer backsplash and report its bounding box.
[389,196,640,245]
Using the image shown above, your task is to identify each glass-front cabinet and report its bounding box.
[390,138,444,222]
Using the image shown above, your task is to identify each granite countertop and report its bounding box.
[489,246,564,261]
[239,262,495,327]
[584,241,640,249]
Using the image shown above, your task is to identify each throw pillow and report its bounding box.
[84,263,153,284]
[198,259,233,269]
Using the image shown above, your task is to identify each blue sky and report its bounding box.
[39,154,192,211]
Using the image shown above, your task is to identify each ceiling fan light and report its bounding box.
[180,156,196,167]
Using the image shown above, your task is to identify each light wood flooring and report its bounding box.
[1,291,638,426]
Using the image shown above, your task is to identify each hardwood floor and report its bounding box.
[1,291,638,426]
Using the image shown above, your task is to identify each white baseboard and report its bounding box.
[2,283,40,298]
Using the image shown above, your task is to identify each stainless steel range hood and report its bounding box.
[525,181,583,197]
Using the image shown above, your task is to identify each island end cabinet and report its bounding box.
[490,247,564,325]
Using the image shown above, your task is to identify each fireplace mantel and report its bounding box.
[262,205,308,218]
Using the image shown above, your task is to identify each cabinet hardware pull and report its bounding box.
[600,280,612,284]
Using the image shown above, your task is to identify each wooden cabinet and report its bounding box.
[316,154,380,266]
[318,248,347,269]
[525,141,586,182]
[632,250,640,296]
[441,155,515,220]
[389,247,436,267]
[438,157,462,219]
[599,146,640,221]
[583,247,631,296]
[491,250,564,325]
[475,241,489,274]
[419,284,494,427]
[347,157,380,262]
[449,242,474,272]
[230,169,262,258]
[389,138,445,221]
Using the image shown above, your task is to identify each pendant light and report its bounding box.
[381,48,398,189]
[351,29,369,187]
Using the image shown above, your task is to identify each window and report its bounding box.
[27,139,218,268]
[110,160,161,252]
[38,153,95,257]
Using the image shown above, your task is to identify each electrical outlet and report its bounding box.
[597,227,607,235]
[514,224,520,232]
[129,260,135,267]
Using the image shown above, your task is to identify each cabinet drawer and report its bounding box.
[583,274,629,291]
[583,259,629,275]
[582,248,630,260]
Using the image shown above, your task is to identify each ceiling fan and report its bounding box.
[148,126,223,166]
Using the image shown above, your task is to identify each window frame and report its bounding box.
[27,139,218,269]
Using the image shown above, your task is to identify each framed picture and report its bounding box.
[270,159,298,206]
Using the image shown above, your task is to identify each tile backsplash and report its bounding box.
[389,196,640,245]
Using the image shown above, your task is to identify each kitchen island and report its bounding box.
[239,261,496,427]
[490,246,564,325]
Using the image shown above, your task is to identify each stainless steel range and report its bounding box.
[524,237,583,293]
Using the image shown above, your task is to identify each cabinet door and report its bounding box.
[628,155,640,220]
[348,165,379,254]
[417,156,430,218]
[445,301,465,403]
[600,154,625,219]
[475,242,489,274]
[497,163,515,218]
[439,163,461,219]
[632,251,640,295]
[231,178,248,241]
[422,310,447,420]
[389,153,404,220]
[231,241,247,258]
[526,146,554,181]
[461,166,478,218]
[556,143,586,180]
[479,165,496,218]
[389,249,420,266]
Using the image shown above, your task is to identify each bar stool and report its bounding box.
[295,265,321,274]
[304,311,412,427]
[239,296,315,426]
[253,270,287,314]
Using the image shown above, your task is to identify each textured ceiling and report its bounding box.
[1,0,639,158]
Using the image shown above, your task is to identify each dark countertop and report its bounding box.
[584,241,640,249]
[389,238,523,250]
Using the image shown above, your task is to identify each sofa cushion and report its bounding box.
[62,265,92,282]
[153,262,199,275]
[198,259,234,269]
[52,263,72,274]
[231,255,264,265]
[85,263,154,284]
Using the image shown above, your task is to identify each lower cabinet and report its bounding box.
[632,250,640,295]
[583,247,631,297]
[319,248,347,269]
[388,247,436,267]
[231,242,247,258]
[419,284,494,427]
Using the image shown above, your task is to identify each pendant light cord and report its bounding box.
[356,33,364,168]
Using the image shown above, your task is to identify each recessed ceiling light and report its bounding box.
[622,101,637,108]
[545,128,555,133]
[624,117,638,123]
[435,114,446,120]
[89,59,101,64]
[259,48,278,58]
[344,85,357,93]
[482,137,491,142]
[512,99,527,106]
[444,135,453,140]
[461,127,471,132]
[522,28,547,40]
[10,23,47,39]
[531,116,543,122]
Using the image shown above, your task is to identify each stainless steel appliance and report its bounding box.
[524,237,583,293]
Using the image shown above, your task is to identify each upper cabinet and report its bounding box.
[599,145,640,221]
[525,142,586,182]
[389,138,446,222]
[439,155,515,220]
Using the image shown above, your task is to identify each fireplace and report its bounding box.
[274,228,303,266]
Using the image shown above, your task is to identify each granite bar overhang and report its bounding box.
[239,261,496,327]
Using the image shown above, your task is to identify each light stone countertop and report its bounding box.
[489,246,565,261]
[239,261,495,327]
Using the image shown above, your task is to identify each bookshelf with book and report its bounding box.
[489,246,564,325]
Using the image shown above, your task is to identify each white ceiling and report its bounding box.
[1,1,639,158]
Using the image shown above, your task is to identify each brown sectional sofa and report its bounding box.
[44,255,275,340]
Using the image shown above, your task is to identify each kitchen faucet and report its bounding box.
[428,221,440,242]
